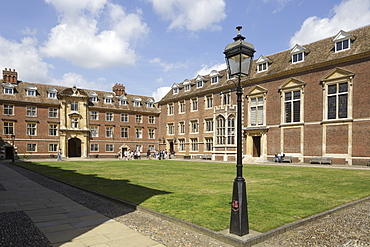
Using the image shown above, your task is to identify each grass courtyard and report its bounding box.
[17,160,370,233]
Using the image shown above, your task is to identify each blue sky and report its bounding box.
[1,0,369,101]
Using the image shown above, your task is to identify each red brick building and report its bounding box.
[0,69,160,159]
[157,25,370,165]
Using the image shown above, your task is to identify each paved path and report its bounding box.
[0,161,165,247]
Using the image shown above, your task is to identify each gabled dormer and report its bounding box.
[183,79,191,92]
[210,70,220,84]
[88,91,98,102]
[172,83,180,95]
[118,94,128,105]
[146,98,154,108]
[133,96,142,106]
[333,30,352,52]
[256,55,272,72]
[103,93,113,104]
[25,84,37,97]
[3,81,15,95]
[290,44,306,64]
[195,75,205,88]
[47,87,58,98]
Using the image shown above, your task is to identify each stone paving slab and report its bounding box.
[0,162,165,247]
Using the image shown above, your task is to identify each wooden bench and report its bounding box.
[202,154,212,160]
[310,156,333,165]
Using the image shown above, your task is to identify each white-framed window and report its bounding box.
[197,80,203,88]
[292,52,304,63]
[173,87,179,94]
[149,129,155,139]
[133,97,141,107]
[184,84,190,91]
[121,127,128,138]
[49,108,58,118]
[90,111,98,120]
[221,92,231,105]
[91,144,99,152]
[71,102,78,111]
[27,143,37,152]
[257,62,268,72]
[205,138,213,151]
[26,89,36,96]
[4,104,14,115]
[167,123,175,135]
[148,145,155,152]
[333,30,352,53]
[119,99,128,105]
[148,115,155,124]
[27,123,37,136]
[190,120,199,133]
[168,103,174,115]
[49,124,58,136]
[48,92,57,98]
[104,98,113,104]
[191,98,198,111]
[106,144,114,152]
[290,44,306,64]
[49,144,58,152]
[284,90,301,123]
[327,82,348,120]
[250,97,264,126]
[106,112,113,121]
[133,101,140,107]
[178,139,185,151]
[179,121,185,134]
[106,126,114,138]
[191,138,198,151]
[26,106,37,117]
[211,76,218,84]
[91,126,99,137]
[121,113,129,122]
[135,114,142,123]
[135,128,142,138]
[71,118,79,128]
[90,96,98,102]
[179,101,185,113]
[3,122,14,135]
[4,87,14,95]
[136,145,142,152]
[205,119,213,132]
[216,116,225,145]
[206,95,213,109]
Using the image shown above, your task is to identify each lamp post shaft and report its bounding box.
[230,76,249,236]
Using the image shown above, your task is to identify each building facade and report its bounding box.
[157,25,370,165]
[0,69,160,159]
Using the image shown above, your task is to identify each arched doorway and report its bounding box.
[68,138,81,157]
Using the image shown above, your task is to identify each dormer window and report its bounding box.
[210,70,220,84]
[333,30,352,52]
[103,93,113,104]
[25,85,37,97]
[47,87,58,98]
[146,98,154,108]
[3,82,14,95]
[256,55,271,73]
[290,44,306,64]
[88,92,98,102]
[197,80,203,88]
[133,97,142,107]
[183,79,191,92]
[118,95,128,105]
[172,83,180,95]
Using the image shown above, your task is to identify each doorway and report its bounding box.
[68,138,81,157]
[252,136,261,157]
[5,146,14,159]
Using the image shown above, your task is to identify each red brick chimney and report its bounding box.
[2,68,18,83]
[113,83,126,96]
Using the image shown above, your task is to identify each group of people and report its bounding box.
[274,151,285,163]
[118,150,141,160]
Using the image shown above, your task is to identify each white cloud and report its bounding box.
[152,86,171,102]
[148,0,226,31]
[195,63,226,77]
[0,36,51,83]
[41,0,148,69]
[290,0,370,47]
[262,0,292,13]
[150,57,188,72]
[51,72,107,91]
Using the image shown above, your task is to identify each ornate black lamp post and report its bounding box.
[11,134,15,162]
[224,26,255,236]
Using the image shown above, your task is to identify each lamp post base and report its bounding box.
[229,178,249,236]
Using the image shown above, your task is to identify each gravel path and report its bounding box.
[7,163,370,247]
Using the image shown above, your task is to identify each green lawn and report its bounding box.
[17,160,370,232]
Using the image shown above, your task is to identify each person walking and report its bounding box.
[57,149,62,161]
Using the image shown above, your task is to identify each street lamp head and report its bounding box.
[11,134,15,140]
[224,26,256,78]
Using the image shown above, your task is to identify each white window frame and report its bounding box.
[106,112,114,122]
[121,127,128,138]
[121,113,129,122]
[90,111,98,120]
[4,104,14,115]
[190,120,199,133]
[91,144,99,152]
[135,128,143,138]
[49,124,58,136]
[106,126,114,138]
[49,108,58,118]
[91,126,99,137]
[135,114,142,123]
[26,106,37,117]
[167,123,175,135]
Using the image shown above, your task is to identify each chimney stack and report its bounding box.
[113,83,126,96]
[2,68,18,83]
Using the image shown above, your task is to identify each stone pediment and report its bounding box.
[321,68,355,82]
[279,78,306,91]
[246,85,268,96]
